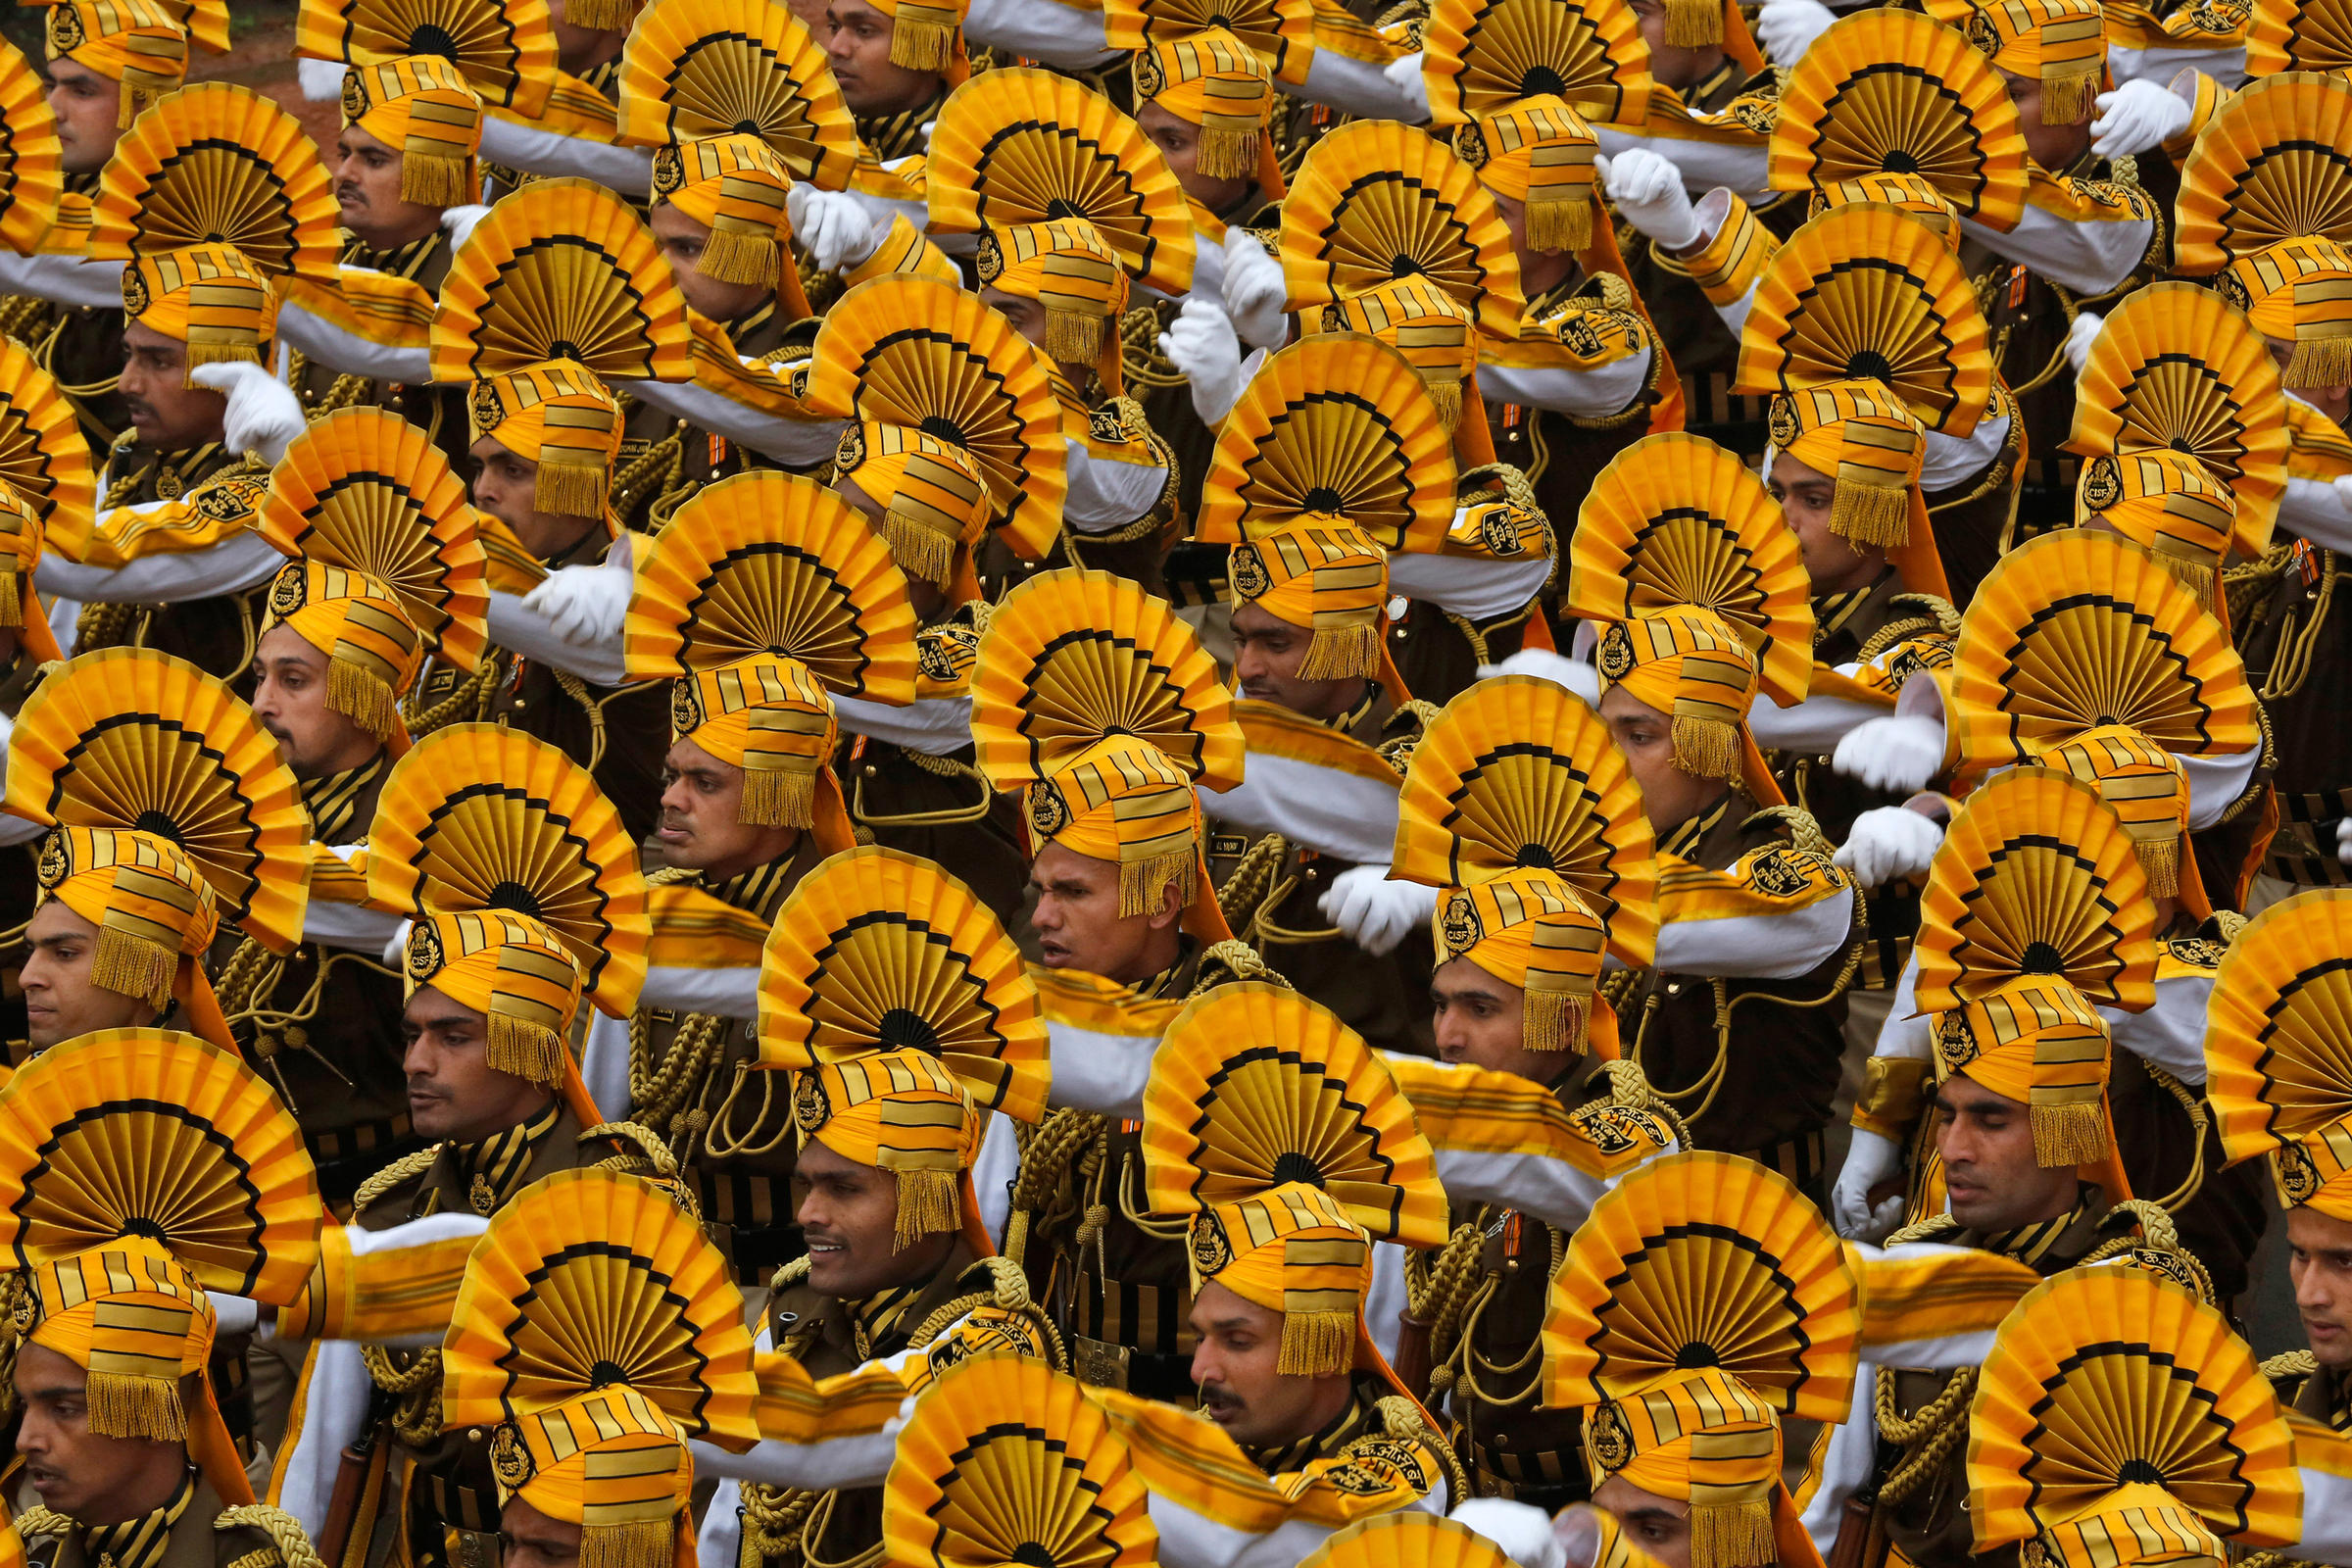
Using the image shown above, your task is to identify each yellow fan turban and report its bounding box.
[122,243,277,386]
[34,826,236,1050]
[1770,378,1929,550]
[1454,95,1596,254]
[1028,736,1208,922]
[1583,1370,1788,1568]
[404,908,586,1094]
[46,0,185,126]
[2074,450,2236,603]
[342,54,483,207]
[977,219,1129,385]
[793,1048,985,1250]
[1933,975,2114,1170]
[1308,278,1479,431]
[865,0,968,80]
[1132,28,1282,195]
[653,134,794,289]
[259,562,424,748]
[2034,725,2194,906]
[1594,608,1769,796]
[496,1388,694,1568]
[834,420,994,593]
[1187,1181,1371,1378]
[1227,521,1389,683]
[2219,237,2352,390]
[669,654,841,834]
[1433,868,1607,1054]
[468,361,623,522]
[1968,0,2106,123]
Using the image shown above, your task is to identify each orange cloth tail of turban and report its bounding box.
[173,960,236,1054]
[30,1281,254,1506]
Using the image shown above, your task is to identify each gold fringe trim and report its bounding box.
[1423,371,1462,431]
[698,226,781,288]
[1277,1308,1355,1377]
[882,510,956,588]
[2156,550,2215,605]
[1118,847,1197,919]
[1296,621,1381,682]
[485,1011,565,1088]
[329,657,401,742]
[535,460,610,521]
[889,17,956,72]
[1044,307,1104,367]
[2134,832,2181,901]
[0,567,21,629]
[1196,124,1258,180]
[92,925,176,1011]
[183,341,260,389]
[1522,988,1590,1053]
[564,0,637,28]
[2031,1098,2110,1168]
[1690,1498,1776,1568]
[739,764,817,830]
[579,1519,673,1568]
[1664,0,1724,45]
[1527,192,1592,255]
[1831,479,1910,547]
[892,1164,959,1250]
[400,152,469,209]
[2041,67,2099,124]
[2283,333,2352,391]
[1671,712,1744,785]
[86,1371,187,1441]
[119,88,152,131]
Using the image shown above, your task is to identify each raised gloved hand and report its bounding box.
[1452,1499,1567,1568]
[2065,310,2105,374]
[1477,647,1600,706]
[1834,806,1945,890]
[1159,298,1246,425]
[1755,0,1838,68]
[2089,77,2193,158]
[1319,865,1440,956]
[1383,50,1432,123]
[1831,1126,1907,1243]
[298,57,348,102]
[786,183,883,274]
[1598,149,1702,252]
[2336,814,2352,866]
[520,545,632,650]
[1831,713,1946,794]
[1221,226,1292,353]
[189,362,307,466]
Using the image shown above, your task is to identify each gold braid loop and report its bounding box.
[1192,939,1293,994]
[1409,1221,1486,1397]
[401,658,499,736]
[739,1483,819,1566]
[1004,1106,1102,1269]
[360,1344,443,1447]
[1598,1058,1695,1148]
[350,1148,440,1214]
[1374,1395,1473,1506]
[214,1505,327,1568]
[12,1507,69,1537]
[74,600,142,653]
[1872,1364,1977,1506]
[1215,833,1289,930]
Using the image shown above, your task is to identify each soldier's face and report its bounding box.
[1230,602,1370,722]
[1999,69,2091,173]
[13,1344,191,1525]
[1431,957,1566,1085]
[119,322,228,453]
[1592,1475,1693,1568]
[468,437,600,563]
[1933,1073,2082,1232]
[22,900,161,1050]
[43,57,119,175]
[1187,1281,1352,1447]
[401,985,557,1143]
[2290,1205,2352,1368]
[2270,335,2352,428]
[823,0,943,118]
[792,1136,957,1298]
[1767,449,1886,598]
[656,736,803,881]
[251,626,386,782]
[1136,101,1251,214]
[1627,0,1723,93]
[1025,841,1184,985]
[1598,684,1731,841]
[650,202,771,325]
[334,123,445,252]
[500,1495,584,1568]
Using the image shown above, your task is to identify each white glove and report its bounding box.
[2065,310,2104,375]
[786,183,883,273]
[1451,1499,1567,1568]
[1318,865,1440,956]
[1221,226,1291,353]
[2336,814,2352,866]
[1832,1126,1907,1243]
[298,57,348,102]
[437,203,491,255]
[383,917,413,969]
[1477,647,1600,706]
[1159,299,1246,425]
[189,362,306,466]
[1598,149,1701,252]
[1833,806,1944,890]
[1831,713,1946,794]
[1755,0,1838,67]
[2089,77,2193,158]
[1383,51,1433,123]
[521,548,631,650]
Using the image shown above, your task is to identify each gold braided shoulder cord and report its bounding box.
[702,1052,798,1162]
[1408,1221,1488,1400]
[1214,832,1288,931]
[214,1505,328,1568]
[849,746,996,827]
[628,1006,730,1157]
[401,658,500,737]
[1871,1364,1975,1507]
[1002,1105,1102,1270]
[351,1147,440,1213]
[738,1484,822,1568]
[360,1344,443,1448]
[1373,1394,1474,1507]
[11,1506,69,1536]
